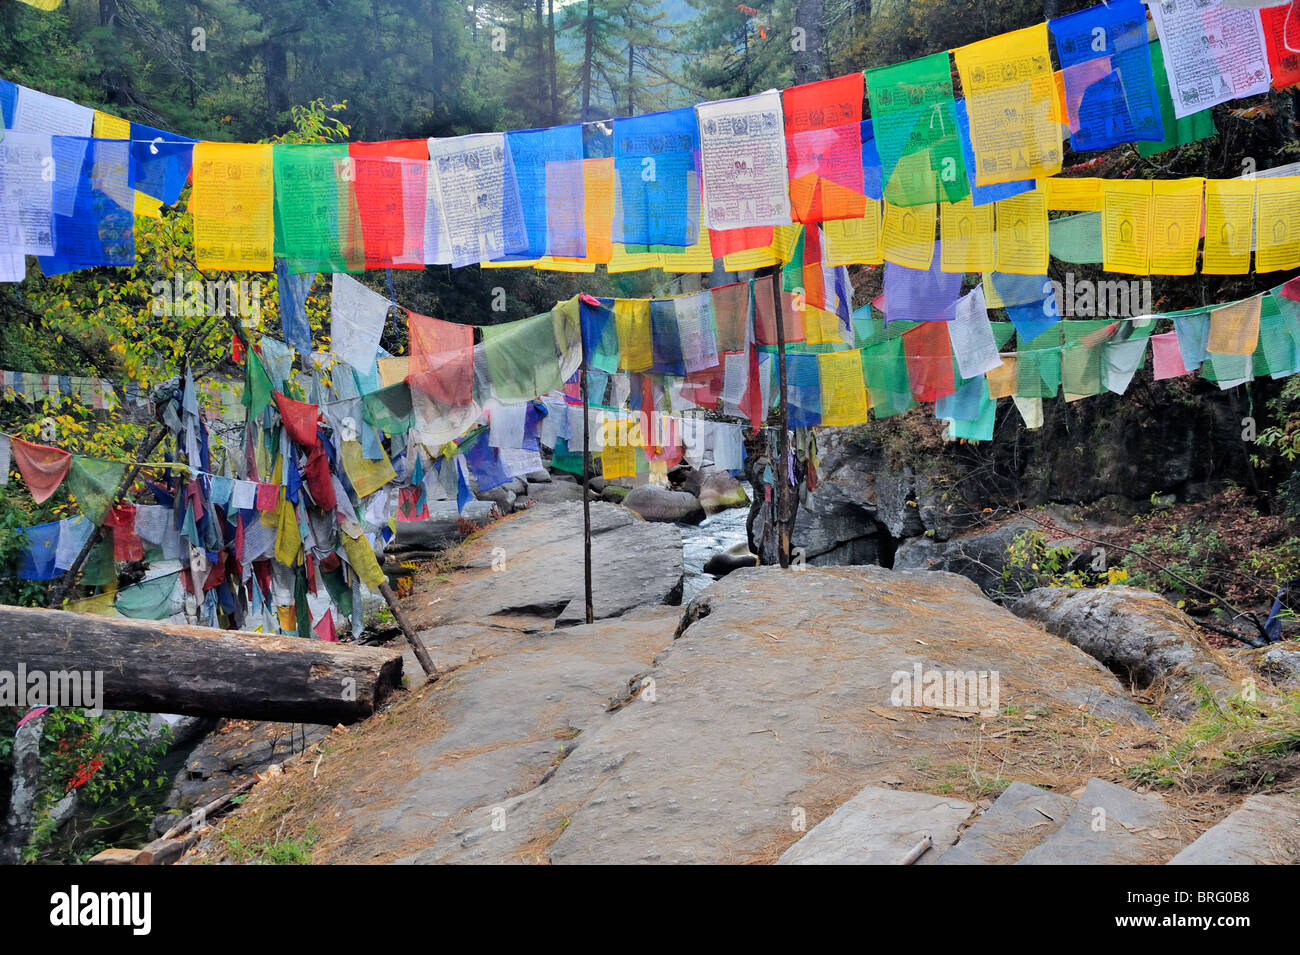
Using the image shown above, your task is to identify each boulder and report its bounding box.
[697,470,750,513]
[1167,793,1300,864]
[391,501,495,553]
[600,486,629,503]
[1012,586,1237,717]
[777,787,975,865]
[475,486,515,512]
[528,482,591,505]
[622,485,705,524]
[703,541,758,577]
[1017,778,1176,865]
[525,470,552,484]
[1255,645,1300,688]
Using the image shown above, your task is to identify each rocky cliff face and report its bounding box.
[790,381,1265,574]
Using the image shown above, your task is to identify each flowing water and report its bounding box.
[678,506,751,603]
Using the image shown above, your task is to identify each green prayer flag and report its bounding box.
[866,52,969,206]
[114,572,178,620]
[243,349,273,418]
[273,143,360,273]
[67,456,127,525]
[861,337,915,418]
[361,381,414,435]
[480,311,565,402]
[1049,212,1104,265]
[1138,41,1216,159]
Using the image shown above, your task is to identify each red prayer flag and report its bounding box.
[407,309,474,408]
[903,321,956,403]
[1263,3,1300,91]
[314,609,339,643]
[348,140,429,269]
[10,436,72,503]
[708,225,774,258]
[274,392,321,449]
[783,73,866,223]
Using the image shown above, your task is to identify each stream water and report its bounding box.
[678,506,751,603]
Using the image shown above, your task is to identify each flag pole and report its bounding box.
[579,296,596,624]
[768,266,792,568]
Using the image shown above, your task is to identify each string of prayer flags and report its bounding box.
[783,73,866,223]
[952,24,1063,187]
[1149,0,1271,120]
[191,143,274,272]
[866,52,966,207]
[613,107,701,248]
[697,91,792,230]
[1049,0,1163,152]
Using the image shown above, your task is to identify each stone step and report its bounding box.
[1167,793,1300,864]
[776,787,976,865]
[1018,778,1180,865]
[936,781,1077,865]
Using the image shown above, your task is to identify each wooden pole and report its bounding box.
[379,580,438,678]
[769,268,792,568]
[580,306,594,625]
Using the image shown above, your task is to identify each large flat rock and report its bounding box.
[1167,794,1300,865]
[776,787,975,865]
[408,502,683,627]
[401,566,1154,864]
[937,781,1077,865]
[1018,778,1178,865]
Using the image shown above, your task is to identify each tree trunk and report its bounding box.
[547,0,559,125]
[793,0,827,85]
[0,713,44,865]
[99,0,126,107]
[627,43,635,116]
[0,606,404,724]
[581,0,595,121]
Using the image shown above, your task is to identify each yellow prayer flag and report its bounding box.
[986,357,1017,399]
[659,230,716,272]
[340,440,396,498]
[802,305,844,346]
[1254,177,1300,274]
[1207,294,1263,356]
[601,444,637,480]
[994,188,1049,275]
[378,357,410,387]
[881,200,936,269]
[276,605,298,633]
[722,246,780,271]
[953,24,1063,187]
[769,225,802,263]
[981,271,1005,309]
[93,110,164,219]
[1150,179,1204,276]
[342,529,387,591]
[940,196,995,273]
[274,494,303,567]
[607,246,664,273]
[1045,177,1102,211]
[1101,180,1153,276]
[613,299,653,372]
[818,349,869,426]
[823,203,882,265]
[1203,179,1255,275]
[18,0,64,8]
[192,143,274,271]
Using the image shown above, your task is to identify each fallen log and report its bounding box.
[0,606,403,724]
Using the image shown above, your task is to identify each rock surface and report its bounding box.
[1013,586,1237,717]
[1017,778,1176,865]
[1167,793,1300,864]
[408,501,683,628]
[937,781,1077,865]
[697,470,749,514]
[622,485,706,524]
[776,787,975,865]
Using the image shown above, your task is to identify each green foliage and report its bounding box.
[223,822,319,865]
